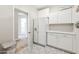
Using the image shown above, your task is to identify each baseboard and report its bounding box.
[47,44,76,54]
[33,42,45,47]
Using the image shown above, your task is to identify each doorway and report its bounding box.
[14,9,28,53]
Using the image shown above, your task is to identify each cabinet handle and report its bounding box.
[28,32,31,33]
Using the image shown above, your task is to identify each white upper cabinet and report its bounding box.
[38,8,49,17]
[72,6,79,23]
[49,8,72,24]
[59,8,72,23]
[49,12,58,24]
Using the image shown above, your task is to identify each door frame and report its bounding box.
[14,8,28,41]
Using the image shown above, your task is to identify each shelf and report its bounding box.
[47,31,76,35]
[49,23,74,25]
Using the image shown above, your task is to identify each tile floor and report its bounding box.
[31,44,69,54]
[17,44,69,54]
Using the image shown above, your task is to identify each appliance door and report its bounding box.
[38,17,48,45]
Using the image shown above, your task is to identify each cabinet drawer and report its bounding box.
[64,34,74,38]
[56,33,64,38]
[47,33,57,46]
[47,37,57,46]
[57,36,73,51]
[48,33,57,38]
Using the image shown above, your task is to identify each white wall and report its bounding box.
[14,5,38,51]
[14,5,37,32]
[38,8,49,17]
[0,5,37,52]
[0,5,13,43]
[50,5,73,13]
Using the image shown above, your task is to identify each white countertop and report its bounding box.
[47,31,76,35]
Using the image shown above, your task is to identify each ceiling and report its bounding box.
[32,5,49,9]
[32,5,73,10]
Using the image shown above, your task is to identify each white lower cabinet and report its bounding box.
[47,33,57,47]
[72,35,77,53]
[57,34,73,51]
[76,34,79,53]
[47,32,76,53]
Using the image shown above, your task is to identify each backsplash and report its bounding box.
[49,24,73,32]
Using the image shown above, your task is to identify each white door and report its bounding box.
[38,17,48,45]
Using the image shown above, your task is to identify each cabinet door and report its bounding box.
[49,8,72,24]
[76,34,79,53]
[47,33,57,47]
[57,34,73,51]
[49,13,58,24]
[72,35,77,53]
[58,8,72,23]
[72,6,79,23]
[38,17,48,45]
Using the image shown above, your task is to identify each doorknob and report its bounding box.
[28,32,31,33]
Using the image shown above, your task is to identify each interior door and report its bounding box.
[38,17,48,45]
